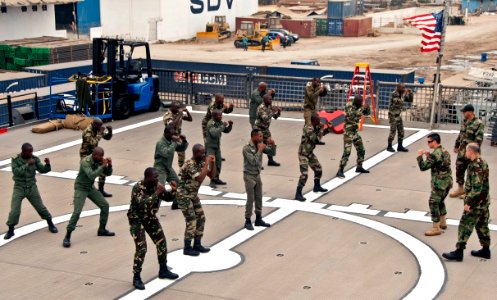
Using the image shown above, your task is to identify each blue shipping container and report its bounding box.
[461,0,496,14]
[328,0,354,19]
[77,0,101,35]
[327,18,344,36]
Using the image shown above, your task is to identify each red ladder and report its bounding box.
[347,63,378,130]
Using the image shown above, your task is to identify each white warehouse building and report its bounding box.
[100,0,258,42]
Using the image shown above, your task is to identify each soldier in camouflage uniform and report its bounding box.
[127,167,179,290]
[63,147,115,248]
[177,144,216,256]
[303,78,326,125]
[243,128,276,230]
[295,113,329,201]
[163,101,192,168]
[154,125,189,210]
[336,96,371,179]
[201,94,234,140]
[205,110,233,185]
[4,143,57,240]
[387,83,413,152]
[417,133,453,236]
[443,143,491,262]
[254,94,281,166]
[249,82,267,127]
[80,118,113,197]
[450,104,484,198]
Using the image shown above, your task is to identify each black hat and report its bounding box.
[460,104,474,112]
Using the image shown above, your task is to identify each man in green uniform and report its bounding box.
[249,82,267,127]
[261,34,269,52]
[63,147,114,248]
[336,96,371,179]
[243,128,276,230]
[417,133,453,236]
[387,83,413,152]
[450,104,484,198]
[201,93,234,140]
[177,144,216,256]
[304,78,326,145]
[128,167,179,290]
[295,113,329,201]
[163,101,192,168]
[80,118,113,197]
[154,125,189,210]
[254,94,281,166]
[442,143,491,261]
[4,143,57,240]
[206,110,233,185]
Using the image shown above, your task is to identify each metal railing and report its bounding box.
[0,91,39,127]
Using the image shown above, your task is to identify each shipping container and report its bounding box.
[280,19,316,38]
[343,16,372,37]
[315,18,328,36]
[327,18,344,36]
[77,0,101,35]
[328,0,354,19]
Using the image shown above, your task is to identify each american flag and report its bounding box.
[404,11,444,52]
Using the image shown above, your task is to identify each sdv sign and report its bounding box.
[190,0,234,14]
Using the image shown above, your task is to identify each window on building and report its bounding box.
[42,4,47,11]
[32,5,38,12]
[21,6,27,12]
[0,6,6,13]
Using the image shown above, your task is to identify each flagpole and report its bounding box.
[429,0,451,129]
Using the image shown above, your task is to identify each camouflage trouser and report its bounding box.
[81,156,106,187]
[455,151,470,185]
[7,184,52,226]
[298,153,322,188]
[129,218,168,274]
[178,195,205,240]
[339,132,365,170]
[206,147,222,179]
[456,207,491,250]
[67,188,109,232]
[388,112,404,144]
[428,185,451,222]
[244,173,263,219]
[177,151,186,168]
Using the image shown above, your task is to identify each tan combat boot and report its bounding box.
[440,215,447,230]
[425,222,442,236]
[449,185,464,198]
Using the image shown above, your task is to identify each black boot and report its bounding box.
[211,178,227,185]
[471,246,491,259]
[183,239,200,256]
[193,237,211,253]
[63,231,72,248]
[295,186,306,202]
[171,200,179,210]
[244,218,254,230]
[442,248,464,261]
[397,140,409,152]
[255,214,271,227]
[4,226,14,240]
[47,219,58,234]
[336,169,345,179]
[313,179,328,193]
[133,273,145,290]
[316,140,325,145]
[386,143,395,152]
[98,183,113,198]
[159,261,179,279]
[97,225,115,236]
[355,166,370,173]
[267,156,280,167]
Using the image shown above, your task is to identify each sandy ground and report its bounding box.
[142,15,497,83]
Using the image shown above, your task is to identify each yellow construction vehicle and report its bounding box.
[196,15,231,42]
[234,21,279,51]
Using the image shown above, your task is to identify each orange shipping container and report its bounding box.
[343,16,372,37]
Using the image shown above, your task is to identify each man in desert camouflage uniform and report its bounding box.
[443,143,491,262]
[201,93,234,140]
[163,101,192,168]
[254,94,281,166]
[449,104,484,198]
[127,167,179,290]
[417,133,453,236]
[386,83,413,153]
[177,144,216,256]
[205,110,233,185]
[80,118,113,197]
[295,113,329,202]
[336,95,371,179]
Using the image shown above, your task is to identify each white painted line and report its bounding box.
[223,192,271,201]
[385,210,432,223]
[328,203,381,216]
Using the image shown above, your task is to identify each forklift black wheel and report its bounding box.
[149,94,161,112]
[114,97,131,120]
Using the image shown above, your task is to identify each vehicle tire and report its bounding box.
[113,97,131,120]
[149,94,161,112]
[234,40,243,48]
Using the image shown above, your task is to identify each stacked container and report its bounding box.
[327,0,355,36]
